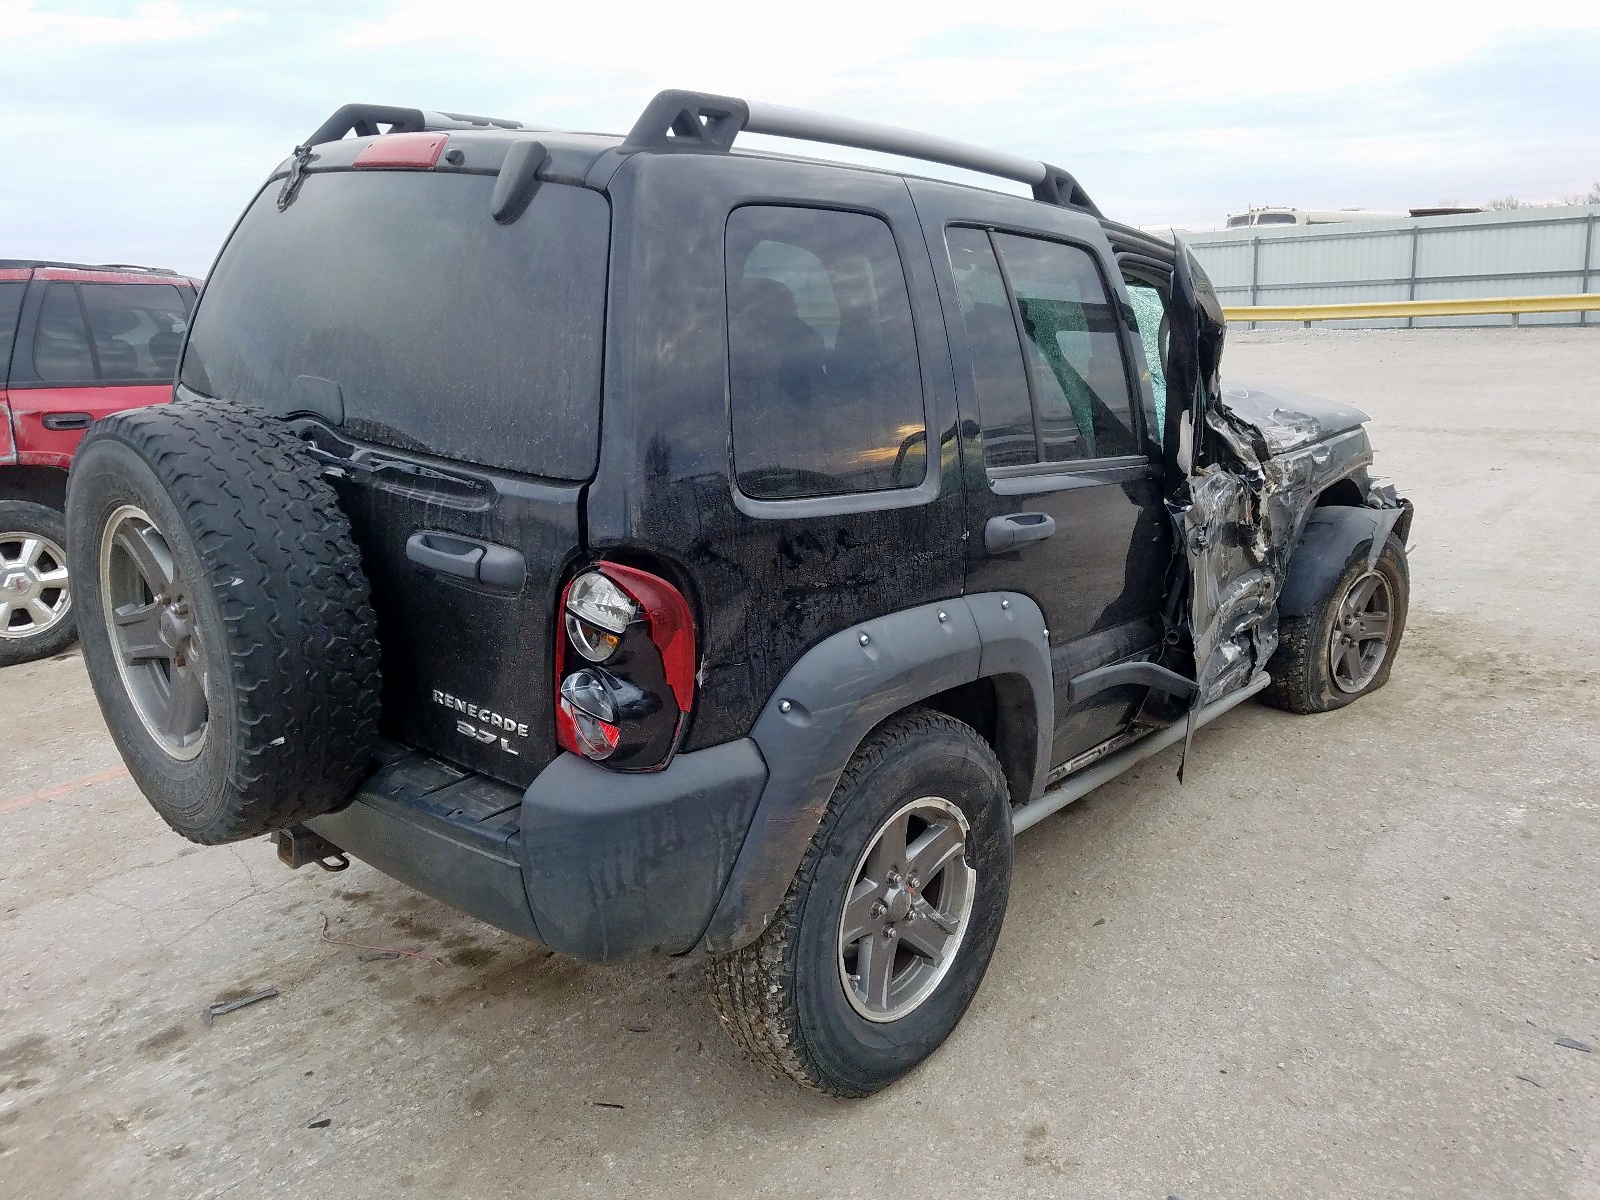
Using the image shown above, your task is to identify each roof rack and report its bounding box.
[0,258,182,275]
[304,104,523,148]
[92,263,181,275]
[622,89,1100,216]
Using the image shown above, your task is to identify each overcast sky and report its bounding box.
[5,0,1598,277]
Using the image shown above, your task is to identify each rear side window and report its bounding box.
[726,206,925,500]
[0,282,25,380]
[32,282,190,384]
[82,283,191,382]
[33,284,95,383]
[182,172,609,480]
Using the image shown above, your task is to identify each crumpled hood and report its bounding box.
[1217,381,1370,456]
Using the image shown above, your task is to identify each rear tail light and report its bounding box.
[555,563,695,771]
[563,572,634,662]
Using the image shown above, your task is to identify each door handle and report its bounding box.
[405,532,525,590]
[984,511,1056,555]
[41,412,92,431]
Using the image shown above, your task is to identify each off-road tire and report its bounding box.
[1263,533,1408,714]
[0,501,78,667]
[709,708,1013,1097]
[67,400,381,844]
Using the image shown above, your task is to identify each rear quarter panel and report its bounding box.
[586,152,968,750]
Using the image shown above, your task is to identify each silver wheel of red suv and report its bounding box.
[0,502,78,667]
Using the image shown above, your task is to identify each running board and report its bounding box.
[1011,672,1271,835]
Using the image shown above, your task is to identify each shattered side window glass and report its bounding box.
[1124,282,1169,441]
[990,233,1139,461]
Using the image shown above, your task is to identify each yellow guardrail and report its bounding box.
[1223,294,1600,323]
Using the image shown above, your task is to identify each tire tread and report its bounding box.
[708,707,1006,1097]
[72,399,381,843]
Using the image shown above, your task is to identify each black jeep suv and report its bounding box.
[67,91,1412,1096]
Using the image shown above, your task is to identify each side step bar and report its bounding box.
[1012,672,1271,835]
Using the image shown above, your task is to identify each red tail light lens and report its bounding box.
[555,563,695,771]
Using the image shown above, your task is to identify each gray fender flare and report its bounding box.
[695,593,1051,955]
[1279,504,1407,618]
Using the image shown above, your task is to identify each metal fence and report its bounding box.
[1183,205,1600,328]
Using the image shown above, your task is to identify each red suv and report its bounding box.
[1,260,201,666]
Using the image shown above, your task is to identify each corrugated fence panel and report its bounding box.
[1415,219,1587,279]
[1258,230,1412,289]
[1185,205,1600,328]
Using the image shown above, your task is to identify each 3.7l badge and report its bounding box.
[432,689,529,756]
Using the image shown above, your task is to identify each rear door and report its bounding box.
[6,273,189,466]
[909,181,1171,768]
[177,165,610,787]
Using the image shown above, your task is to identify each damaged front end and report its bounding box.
[1163,246,1411,708]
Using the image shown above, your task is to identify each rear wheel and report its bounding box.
[0,501,77,668]
[709,709,1012,1096]
[1264,533,1409,714]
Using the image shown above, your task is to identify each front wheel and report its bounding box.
[1263,533,1409,714]
[709,708,1012,1096]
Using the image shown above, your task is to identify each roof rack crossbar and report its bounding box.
[304,104,524,148]
[622,89,1099,216]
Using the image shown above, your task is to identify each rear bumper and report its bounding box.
[306,738,768,961]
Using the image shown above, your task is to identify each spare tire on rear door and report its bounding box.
[66,399,382,845]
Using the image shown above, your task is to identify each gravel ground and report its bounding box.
[1,327,1596,1199]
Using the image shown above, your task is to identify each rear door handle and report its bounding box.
[406,531,525,591]
[984,511,1057,555]
[41,412,92,431]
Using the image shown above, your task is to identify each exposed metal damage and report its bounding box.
[1178,382,1411,707]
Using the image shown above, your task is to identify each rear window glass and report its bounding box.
[726,206,925,500]
[181,171,608,480]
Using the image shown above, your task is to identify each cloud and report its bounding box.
[1,0,1597,271]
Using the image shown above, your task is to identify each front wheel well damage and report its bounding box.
[1313,477,1364,509]
[0,465,69,510]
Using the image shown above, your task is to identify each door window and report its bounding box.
[726,206,925,500]
[989,233,1139,462]
[1123,280,1169,438]
[946,228,1036,469]
[33,284,95,383]
[947,228,1140,467]
[0,282,24,380]
[81,283,191,382]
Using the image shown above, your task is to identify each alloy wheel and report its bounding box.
[0,530,72,642]
[1329,569,1393,694]
[99,505,208,759]
[837,796,977,1023]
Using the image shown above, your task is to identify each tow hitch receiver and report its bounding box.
[273,824,351,872]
